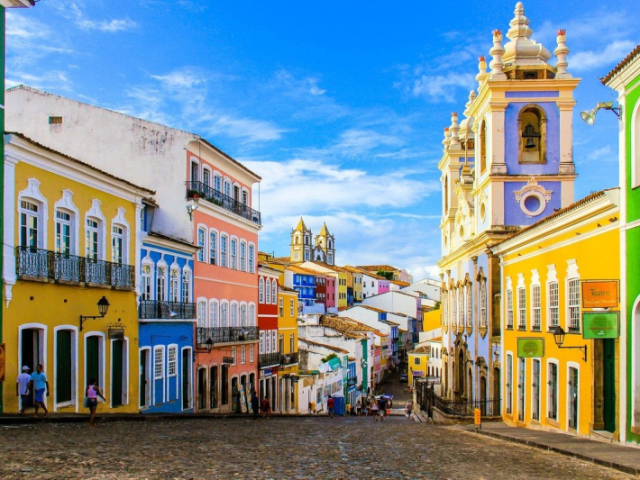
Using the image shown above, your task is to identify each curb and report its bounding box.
[471,429,640,476]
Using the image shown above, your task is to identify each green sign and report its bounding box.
[583,312,619,339]
[517,338,544,358]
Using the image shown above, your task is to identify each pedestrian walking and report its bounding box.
[85,378,106,429]
[378,396,387,422]
[261,396,271,418]
[327,396,335,418]
[405,400,413,418]
[355,399,362,416]
[371,399,379,421]
[251,391,260,420]
[28,364,49,418]
[16,366,31,415]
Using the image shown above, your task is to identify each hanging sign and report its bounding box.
[581,280,619,308]
[583,312,619,339]
[517,338,544,358]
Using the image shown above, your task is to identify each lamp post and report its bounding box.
[205,338,213,354]
[552,326,587,362]
[80,296,110,331]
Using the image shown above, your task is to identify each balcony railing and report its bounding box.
[139,300,196,320]
[16,247,135,289]
[186,181,261,226]
[197,327,259,346]
[259,352,281,368]
[280,351,299,366]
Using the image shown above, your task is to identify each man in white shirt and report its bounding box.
[16,366,31,415]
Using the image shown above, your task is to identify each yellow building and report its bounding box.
[408,347,429,386]
[3,133,153,414]
[492,189,620,438]
[278,285,299,413]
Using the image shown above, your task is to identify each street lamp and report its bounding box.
[552,326,587,362]
[80,296,110,331]
[580,102,622,125]
[205,338,214,354]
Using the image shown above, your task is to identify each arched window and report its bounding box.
[249,303,256,326]
[112,224,127,264]
[220,235,228,267]
[248,244,255,273]
[272,280,277,304]
[209,230,217,265]
[220,302,229,327]
[210,300,219,328]
[141,262,153,300]
[197,300,207,328]
[518,105,547,164]
[230,303,238,327]
[240,241,246,272]
[197,227,206,262]
[266,279,272,304]
[259,277,265,303]
[157,264,167,302]
[230,238,237,269]
[182,267,191,303]
[170,267,180,302]
[240,303,247,327]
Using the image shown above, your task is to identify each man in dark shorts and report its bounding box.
[261,396,271,418]
[378,396,387,422]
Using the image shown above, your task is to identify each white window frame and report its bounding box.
[182,266,191,303]
[259,277,265,303]
[55,209,73,255]
[230,238,237,269]
[141,261,153,300]
[240,241,246,272]
[54,190,79,255]
[290,299,294,317]
[230,302,238,327]
[156,264,167,302]
[197,227,206,262]
[197,299,207,328]
[266,279,271,304]
[18,179,48,250]
[154,345,165,381]
[170,267,180,302]
[209,230,217,265]
[248,244,255,273]
[209,299,219,328]
[220,235,228,267]
[249,303,255,326]
[168,344,178,377]
[566,260,580,332]
[547,358,559,421]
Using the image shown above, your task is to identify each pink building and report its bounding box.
[188,141,262,413]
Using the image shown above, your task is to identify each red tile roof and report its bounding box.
[601,43,640,85]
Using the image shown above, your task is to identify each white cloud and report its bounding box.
[570,40,637,72]
[207,115,286,142]
[411,72,475,103]
[65,2,137,33]
[335,128,404,157]
[584,145,616,163]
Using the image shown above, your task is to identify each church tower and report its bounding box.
[314,223,335,266]
[290,217,312,263]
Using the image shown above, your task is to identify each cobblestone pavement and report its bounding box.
[0,416,634,479]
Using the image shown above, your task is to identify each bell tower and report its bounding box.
[467,2,578,233]
[315,223,335,266]
[290,217,312,263]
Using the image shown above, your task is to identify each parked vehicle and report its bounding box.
[399,373,408,383]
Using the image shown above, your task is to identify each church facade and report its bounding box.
[290,217,335,266]
[437,3,578,409]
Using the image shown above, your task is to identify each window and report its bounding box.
[249,304,255,326]
[466,284,472,327]
[230,239,237,269]
[289,334,294,353]
[290,299,294,317]
[221,303,229,327]
[190,160,199,183]
[506,289,513,329]
[170,268,180,302]
[141,264,152,300]
[231,303,238,327]
[240,304,247,327]
[242,190,248,205]
[479,281,487,328]
[248,245,255,273]
[272,281,277,304]
[272,331,277,352]
[20,200,40,248]
[548,282,559,329]
[154,347,164,380]
[209,231,217,265]
[259,278,265,303]
[517,287,526,330]
[458,288,464,327]
[568,279,580,332]
[197,301,207,328]
[259,332,265,354]
[203,169,211,187]
[266,279,271,304]
[451,288,458,327]
[241,345,246,364]
[532,284,541,330]
[86,218,100,261]
[279,334,284,354]
[55,210,72,255]
[240,242,246,272]
[112,225,125,264]
[182,271,191,303]
[214,174,222,192]
[518,106,546,164]
[231,346,236,365]
[249,345,254,363]
[224,181,231,198]
[168,346,177,377]
[210,300,219,327]
[220,236,228,267]
[279,297,284,317]
[157,266,167,301]
[197,228,206,262]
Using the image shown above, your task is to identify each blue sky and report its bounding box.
[6,0,637,280]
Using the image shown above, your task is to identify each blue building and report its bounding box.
[285,266,317,308]
[138,231,198,413]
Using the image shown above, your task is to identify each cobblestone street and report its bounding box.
[0,416,633,479]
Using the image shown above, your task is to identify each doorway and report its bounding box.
[532,359,540,421]
[86,336,101,388]
[197,368,207,410]
[517,358,525,422]
[182,349,191,410]
[140,349,150,408]
[603,340,616,433]
[568,366,579,430]
[56,330,73,406]
[210,366,218,409]
[111,339,124,407]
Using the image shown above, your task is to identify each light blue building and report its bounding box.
[138,229,198,413]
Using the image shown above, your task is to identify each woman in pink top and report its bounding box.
[86,378,106,429]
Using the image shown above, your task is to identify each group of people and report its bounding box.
[17,364,106,428]
[353,396,392,421]
[250,391,272,419]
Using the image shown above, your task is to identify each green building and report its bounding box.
[603,43,640,444]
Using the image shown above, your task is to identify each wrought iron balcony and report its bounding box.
[139,300,196,320]
[196,326,259,347]
[280,351,299,366]
[259,352,281,368]
[186,181,261,226]
[16,247,135,289]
